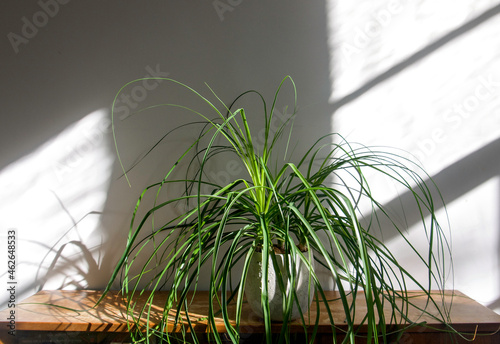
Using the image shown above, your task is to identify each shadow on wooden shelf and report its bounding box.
[0,290,498,343]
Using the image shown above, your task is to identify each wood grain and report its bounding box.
[1,290,498,340]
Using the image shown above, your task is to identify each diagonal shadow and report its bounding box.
[376,136,500,234]
[332,3,500,111]
[372,137,500,312]
[328,4,500,311]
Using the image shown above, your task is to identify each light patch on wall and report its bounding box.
[448,176,500,311]
[0,109,114,307]
[383,176,499,310]
[327,0,500,197]
[326,0,500,314]
[327,0,498,102]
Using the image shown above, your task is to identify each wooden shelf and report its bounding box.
[1,290,499,343]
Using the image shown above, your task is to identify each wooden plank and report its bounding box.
[0,290,498,337]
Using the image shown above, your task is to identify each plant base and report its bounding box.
[245,250,315,321]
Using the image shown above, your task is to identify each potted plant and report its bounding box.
[102,76,454,343]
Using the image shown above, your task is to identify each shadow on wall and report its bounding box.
[0,110,114,308]
[331,2,500,110]
[4,1,497,313]
[0,1,335,297]
[33,211,104,291]
[328,2,500,312]
[375,137,500,235]
[369,137,500,312]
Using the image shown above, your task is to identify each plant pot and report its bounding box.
[245,250,315,321]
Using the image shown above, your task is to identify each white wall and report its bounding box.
[0,0,498,315]
[328,0,500,313]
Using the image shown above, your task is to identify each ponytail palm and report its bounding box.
[103,76,453,343]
